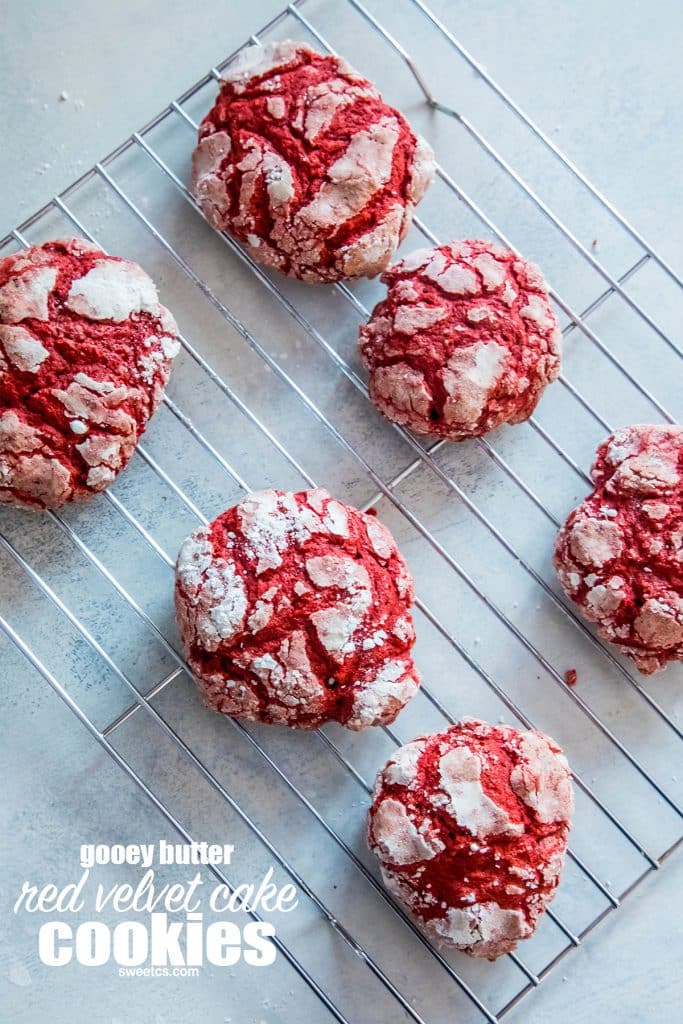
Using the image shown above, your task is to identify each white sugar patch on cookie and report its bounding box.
[307,553,372,658]
[266,95,287,120]
[202,560,248,649]
[299,117,400,229]
[238,489,300,574]
[395,248,433,273]
[384,739,427,787]
[251,630,325,707]
[365,515,394,560]
[430,903,528,954]
[519,294,555,334]
[53,375,138,438]
[307,487,349,536]
[237,488,348,575]
[0,325,49,372]
[0,266,57,322]
[635,598,683,646]
[1,451,73,505]
[393,304,447,334]
[349,658,418,729]
[76,434,126,471]
[301,81,373,141]
[585,577,626,616]
[568,517,623,567]
[423,250,478,295]
[192,130,231,178]
[177,530,213,590]
[442,341,507,427]
[176,531,248,650]
[471,253,507,291]
[611,450,680,494]
[0,410,43,453]
[340,203,405,279]
[510,731,574,824]
[222,40,302,86]
[436,746,523,837]
[66,260,159,321]
[371,797,444,864]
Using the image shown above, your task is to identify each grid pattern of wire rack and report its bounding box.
[1,1,681,1021]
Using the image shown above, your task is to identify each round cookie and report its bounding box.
[175,487,420,729]
[0,238,180,509]
[367,718,573,959]
[554,424,683,674]
[359,240,562,439]
[191,40,434,283]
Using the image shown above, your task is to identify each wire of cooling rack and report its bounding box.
[2,1,682,1021]
[407,0,683,293]
[263,6,683,734]
[127,104,679,750]
[0,615,353,1024]
[46,167,682,856]
[346,0,678,357]
[39,180,680,851]
[289,2,676,421]
[81,158,681,827]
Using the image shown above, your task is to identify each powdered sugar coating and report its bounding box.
[0,239,180,509]
[175,488,420,729]
[367,718,573,959]
[554,424,683,674]
[191,40,434,283]
[65,260,160,321]
[359,240,562,440]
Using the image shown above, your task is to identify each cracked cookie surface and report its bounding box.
[175,487,420,728]
[0,238,180,509]
[367,718,573,959]
[554,424,683,674]
[359,240,561,439]
[191,40,434,283]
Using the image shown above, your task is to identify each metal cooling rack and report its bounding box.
[2,0,682,1020]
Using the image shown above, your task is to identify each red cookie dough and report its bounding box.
[367,718,573,959]
[359,240,562,439]
[191,40,434,283]
[554,424,683,674]
[175,487,420,729]
[0,237,180,509]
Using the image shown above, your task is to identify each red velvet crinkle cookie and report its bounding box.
[359,240,562,439]
[554,424,683,674]
[0,238,180,509]
[191,40,435,283]
[367,718,573,959]
[175,488,420,729]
